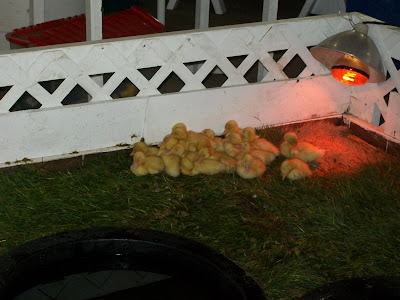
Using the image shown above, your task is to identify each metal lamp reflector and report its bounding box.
[311,23,385,85]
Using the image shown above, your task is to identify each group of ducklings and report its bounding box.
[130,120,324,180]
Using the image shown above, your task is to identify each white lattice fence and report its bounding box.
[348,25,400,139]
[0,14,355,110]
[0,12,399,167]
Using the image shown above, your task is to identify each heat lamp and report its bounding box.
[310,23,385,86]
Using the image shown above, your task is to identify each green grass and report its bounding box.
[1,148,400,299]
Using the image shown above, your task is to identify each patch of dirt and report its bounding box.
[280,121,394,177]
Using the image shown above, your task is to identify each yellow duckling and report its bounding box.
[280,158,312,180]
[158,123,187,149]
[169,143,186,157]
[170,127,209,152]
[158,134,171,147]
[187,131,212,152]
[201,129,225,153]
[158,136,179,155]
[239,142,277,165]
[241,127,280,156]
[172,122,187,132]
[201,128,215,139]
[290,143,325,163]
[241,127,260,142]
[130,152,164,176]
[180,158,194,176]
[219,155,237,173]
[198,147,237,172]
[242,127,279,156]
[280,132,298,158]
[236,154,266,179]
[223,120,243,137]
[280,132,324,162]
[171,127,188,140]
[119,83,139,98]
[192,159,226,175]
[130,141,158,157]
[161,149,181,177]
[171,143,201,163]
[198,147,220,161]
[251,138,280,156]
[223,132,242,157]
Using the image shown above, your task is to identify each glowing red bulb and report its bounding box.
[331,65,369,86]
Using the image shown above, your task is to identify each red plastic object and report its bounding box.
[6,6,166,48]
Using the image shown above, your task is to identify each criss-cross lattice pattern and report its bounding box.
[1,13,400,167]
[348,25,400,139]
[0,15,356,113]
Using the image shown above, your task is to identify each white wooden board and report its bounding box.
[0,12,399,167]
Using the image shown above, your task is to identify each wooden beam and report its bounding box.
[85,0,102,41]
[195,0,210,29]
[30,0,45,25]
[157,0,166,25]
[262,0,279,21]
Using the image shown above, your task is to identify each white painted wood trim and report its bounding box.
[0,13,399,168]
[343,114,400,145]
[85,0,102,41]
[195,0,210,29]
[211,0,226,15]
[166,0,179,10]
[0,76,350,165]
[31,0,45,25]
[298,0,317,17]
[262,0,279,22]
[157,0,166,25]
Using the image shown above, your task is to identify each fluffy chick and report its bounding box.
[192,159,226,175]
[239,142,277,165]
[241,127,259,142]
[199,147,236,173]
[130,152,164,176]
[223,120,243,137]
[236,154,266,179]
[187,131,212,152]
[130,142,158,157]
[251,137,280,156]
[200,129,224,152]
[172,127,211,152]
[161,150,181,177]
[171,143,200,162]
[223,132,242,157]
[172,122,187,132]
[201,128,215,139]
[290,142,325,163]
[280,132,298,158]
[181,158,195,176]
[280,158,312,180]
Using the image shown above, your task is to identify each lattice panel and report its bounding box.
[348,25,400,139]
[0,14,359,114]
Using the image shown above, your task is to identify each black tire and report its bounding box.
[0,227,266,300]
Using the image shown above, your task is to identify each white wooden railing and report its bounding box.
[0,12,399,167]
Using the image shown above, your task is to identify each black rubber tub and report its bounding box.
[300,276,400,299]
[0,228,266,300]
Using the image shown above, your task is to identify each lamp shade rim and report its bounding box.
[310,27,386,83]
[311,47,386,83]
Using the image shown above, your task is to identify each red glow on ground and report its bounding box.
[280,121,392,177]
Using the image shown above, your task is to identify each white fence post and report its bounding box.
[0,13,399,167]
[30,0,45,25]
[85,0,102,41]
